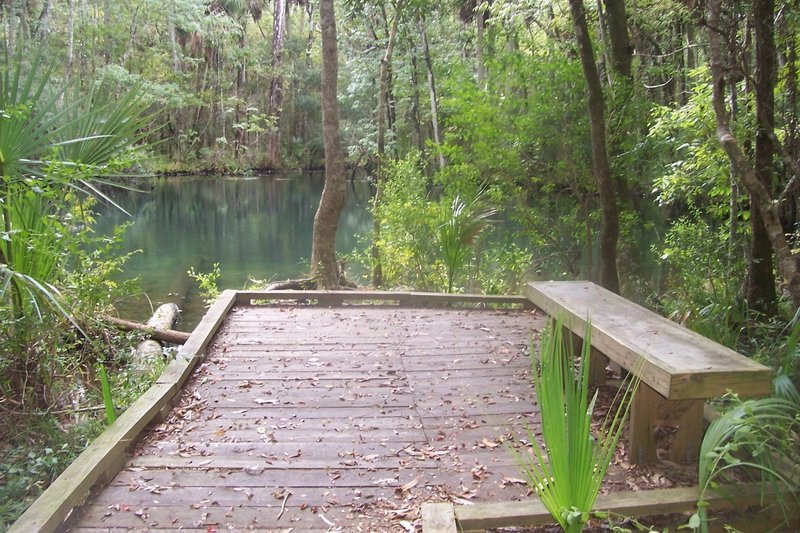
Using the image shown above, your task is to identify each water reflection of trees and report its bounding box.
[93,174,372,297]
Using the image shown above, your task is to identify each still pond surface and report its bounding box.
[94,173,373,329]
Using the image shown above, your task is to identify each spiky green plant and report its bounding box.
[694,395,800,532]
[514,319,640,532]
[0,46,151,321]
[439,193,496,293]
[98,364,117,425]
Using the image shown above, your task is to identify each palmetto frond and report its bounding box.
[0,47,150,326]
[439,193,496,293]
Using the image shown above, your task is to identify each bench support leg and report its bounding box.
[662,398,704,464]
[570,332,608,386]
[629,383,659,464]
[589,348,609,386]
[630,384,704,464]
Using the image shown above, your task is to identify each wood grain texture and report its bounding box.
[454,482,782,530]
[236,289,532,308]
[525,281,772,399]
[61,305,546,531]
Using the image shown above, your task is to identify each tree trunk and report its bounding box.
[419,17,445,170]
[475,5,485,85]
[4,1,17,58]
[568,0,620,293]
[35,0,52,39]
[411,53,424,152]
[707,0,800,309]
[67,0,75,81]
[234,21,247,157]
[746,0,778,316]
[103,0,112,65]
[266,0,288,169]
[593,0,612,86]
[603,0,633,81]
[311,0,346,288]
[371,4,401,287]
[167,0,181,73]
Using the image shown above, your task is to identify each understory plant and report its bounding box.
[694,395,800,532]
[439,193,496,293]
[515,319,640,532]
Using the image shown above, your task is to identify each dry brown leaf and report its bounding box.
[397,477,420,493]
[500,475,528,486]
[480,437,500,449]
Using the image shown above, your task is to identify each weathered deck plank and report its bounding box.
[61,305,545,531]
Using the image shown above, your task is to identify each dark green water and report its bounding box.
[94,174,373,329]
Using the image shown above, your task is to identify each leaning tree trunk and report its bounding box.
[708,0,800,309]
[746,0,778,316]
[265,0,288,169]
[568,0,620,293]
[311,0,346,288]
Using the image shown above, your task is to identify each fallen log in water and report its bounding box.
[133,303,182,372]
[103,314,190,345]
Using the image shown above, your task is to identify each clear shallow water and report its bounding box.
[93,174,373,329]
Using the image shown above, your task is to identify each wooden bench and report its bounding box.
[525,281,773,464]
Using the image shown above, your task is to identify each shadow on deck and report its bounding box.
[63,293,547,531]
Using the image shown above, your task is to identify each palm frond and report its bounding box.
[696,395,800,532]
[514,319,640,532]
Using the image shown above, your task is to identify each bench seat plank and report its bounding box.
[526,281,772,400]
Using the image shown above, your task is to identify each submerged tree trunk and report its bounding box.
[746,0,778,316]
[708,0,800,309]
[311,0,346,288]
[419,17,445,170]
[265,0,288,169]
[568,0,620,293]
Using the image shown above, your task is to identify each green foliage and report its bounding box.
[0,432,94,530]
[188,262,222,304]
[0,347,164,528]
[98,364,117,424]
[514,319,640,533]
[647,72,730,215]
[362,153,528,294]
[695,395,800,532]
[440,193,496,292]
[656,216,744,327]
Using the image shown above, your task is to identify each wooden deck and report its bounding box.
[62,301,547,531]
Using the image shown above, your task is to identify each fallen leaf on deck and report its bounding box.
[253,398,277,405]
[501,475,528,486]
[396,477,420,494]
[479,438,500,449]
[399,520,415,532]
